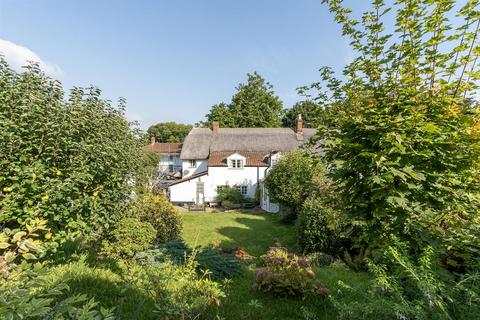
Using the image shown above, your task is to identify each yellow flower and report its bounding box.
[2,186,12,192]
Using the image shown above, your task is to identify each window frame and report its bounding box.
[189,160,197,168]
[230,159,244,169]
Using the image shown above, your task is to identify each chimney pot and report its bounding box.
[150,136,156,145]
[212,121,220,134]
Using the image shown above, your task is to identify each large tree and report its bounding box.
[313,0,480,261]
[0,60,143,240]
[202,72,284,127]
[282,100,327,128]
[147,122,192,143]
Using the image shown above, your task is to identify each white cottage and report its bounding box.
[147,117,316,213]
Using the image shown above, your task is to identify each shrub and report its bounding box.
[127,254,225,319]
[0,59,143,241]
[0,221,113,319]
[297,197,343,254]
[132,194,182,243]
[264,152,324,220]
[136,240,243,280]
[103,217,156,257]
[253,246,330,298]
[216,186,245,206]
[306,252,335,268]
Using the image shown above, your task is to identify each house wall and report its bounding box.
[159,154,182,173]
[169,176,200,203]
[182,159,208,177]
[204,166,266,201]
[168,166,268,203]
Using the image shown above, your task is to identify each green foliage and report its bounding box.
[136,240,243,280]
[147,121,192,143]
[264,152,324,220]
[1,219,49,277]
[283,100,327,128]
[102,217,156,257]
[305,252,335,268]
[313,0,480,263]
[0,59,143,241]
[297,197,343,255]
[132,194,182,243]
[216,186,245,206]
[202,72,284,128]
[0,262,115,320]
[253,246,330,298]
[1,222,113,319]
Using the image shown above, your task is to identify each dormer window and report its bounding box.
[189,160,197,168]
[230,159,244,168]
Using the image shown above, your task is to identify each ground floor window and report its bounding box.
[217,185,228,192]
[235,185,248,195]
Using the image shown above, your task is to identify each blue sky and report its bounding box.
[0,0,368,129]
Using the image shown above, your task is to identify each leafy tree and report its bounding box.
[264,152,323,221]
[282,100,327,128]
[0,59,143,242]
[202,72,284,127]
[312,0,480,262]
[147,122,192,143]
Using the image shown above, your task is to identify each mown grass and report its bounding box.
[182,211,297,256]
[183,211,372,320]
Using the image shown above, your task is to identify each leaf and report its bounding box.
[12,231,27,243]
[4,251,15,262]
[22,252,37,260]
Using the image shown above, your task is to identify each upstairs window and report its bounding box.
[189,160,197,168]
[230,159,244,168]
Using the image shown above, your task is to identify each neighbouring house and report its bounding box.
[144,116,316,213]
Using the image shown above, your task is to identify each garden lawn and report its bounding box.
[182,211,297,256]
[182,211,372,320]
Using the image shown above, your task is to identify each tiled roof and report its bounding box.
[143,142,182,154]
[208,151,270,167]
[168,170,208,186]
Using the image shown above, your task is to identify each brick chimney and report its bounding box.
[296,114,303,134]
[212,121,220,134]
[150,136,156,145]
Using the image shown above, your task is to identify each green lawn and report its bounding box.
[182,211,296,256]
[182,211,372,320]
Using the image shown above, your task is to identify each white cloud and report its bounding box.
[0,39,63,77]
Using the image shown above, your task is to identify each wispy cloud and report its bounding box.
[0,39,64,77]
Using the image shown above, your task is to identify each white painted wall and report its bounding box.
[169,165,268,203]
[159,154,182,173]
[182,159,208,177]
[203,166,266,202]
[169,176,199,203]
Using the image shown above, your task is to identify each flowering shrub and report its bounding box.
[253,246,330,298]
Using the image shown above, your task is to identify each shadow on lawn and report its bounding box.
[217,216,296,257]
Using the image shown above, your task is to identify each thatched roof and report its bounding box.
[180,127,317,160]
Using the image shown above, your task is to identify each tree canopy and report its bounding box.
[147,122,192,143]
[312,0,480,261]
[282,100,327,128]
[202,72,284,128]
[0,59,144,240]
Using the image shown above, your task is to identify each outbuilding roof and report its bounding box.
[143,142,183,154]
